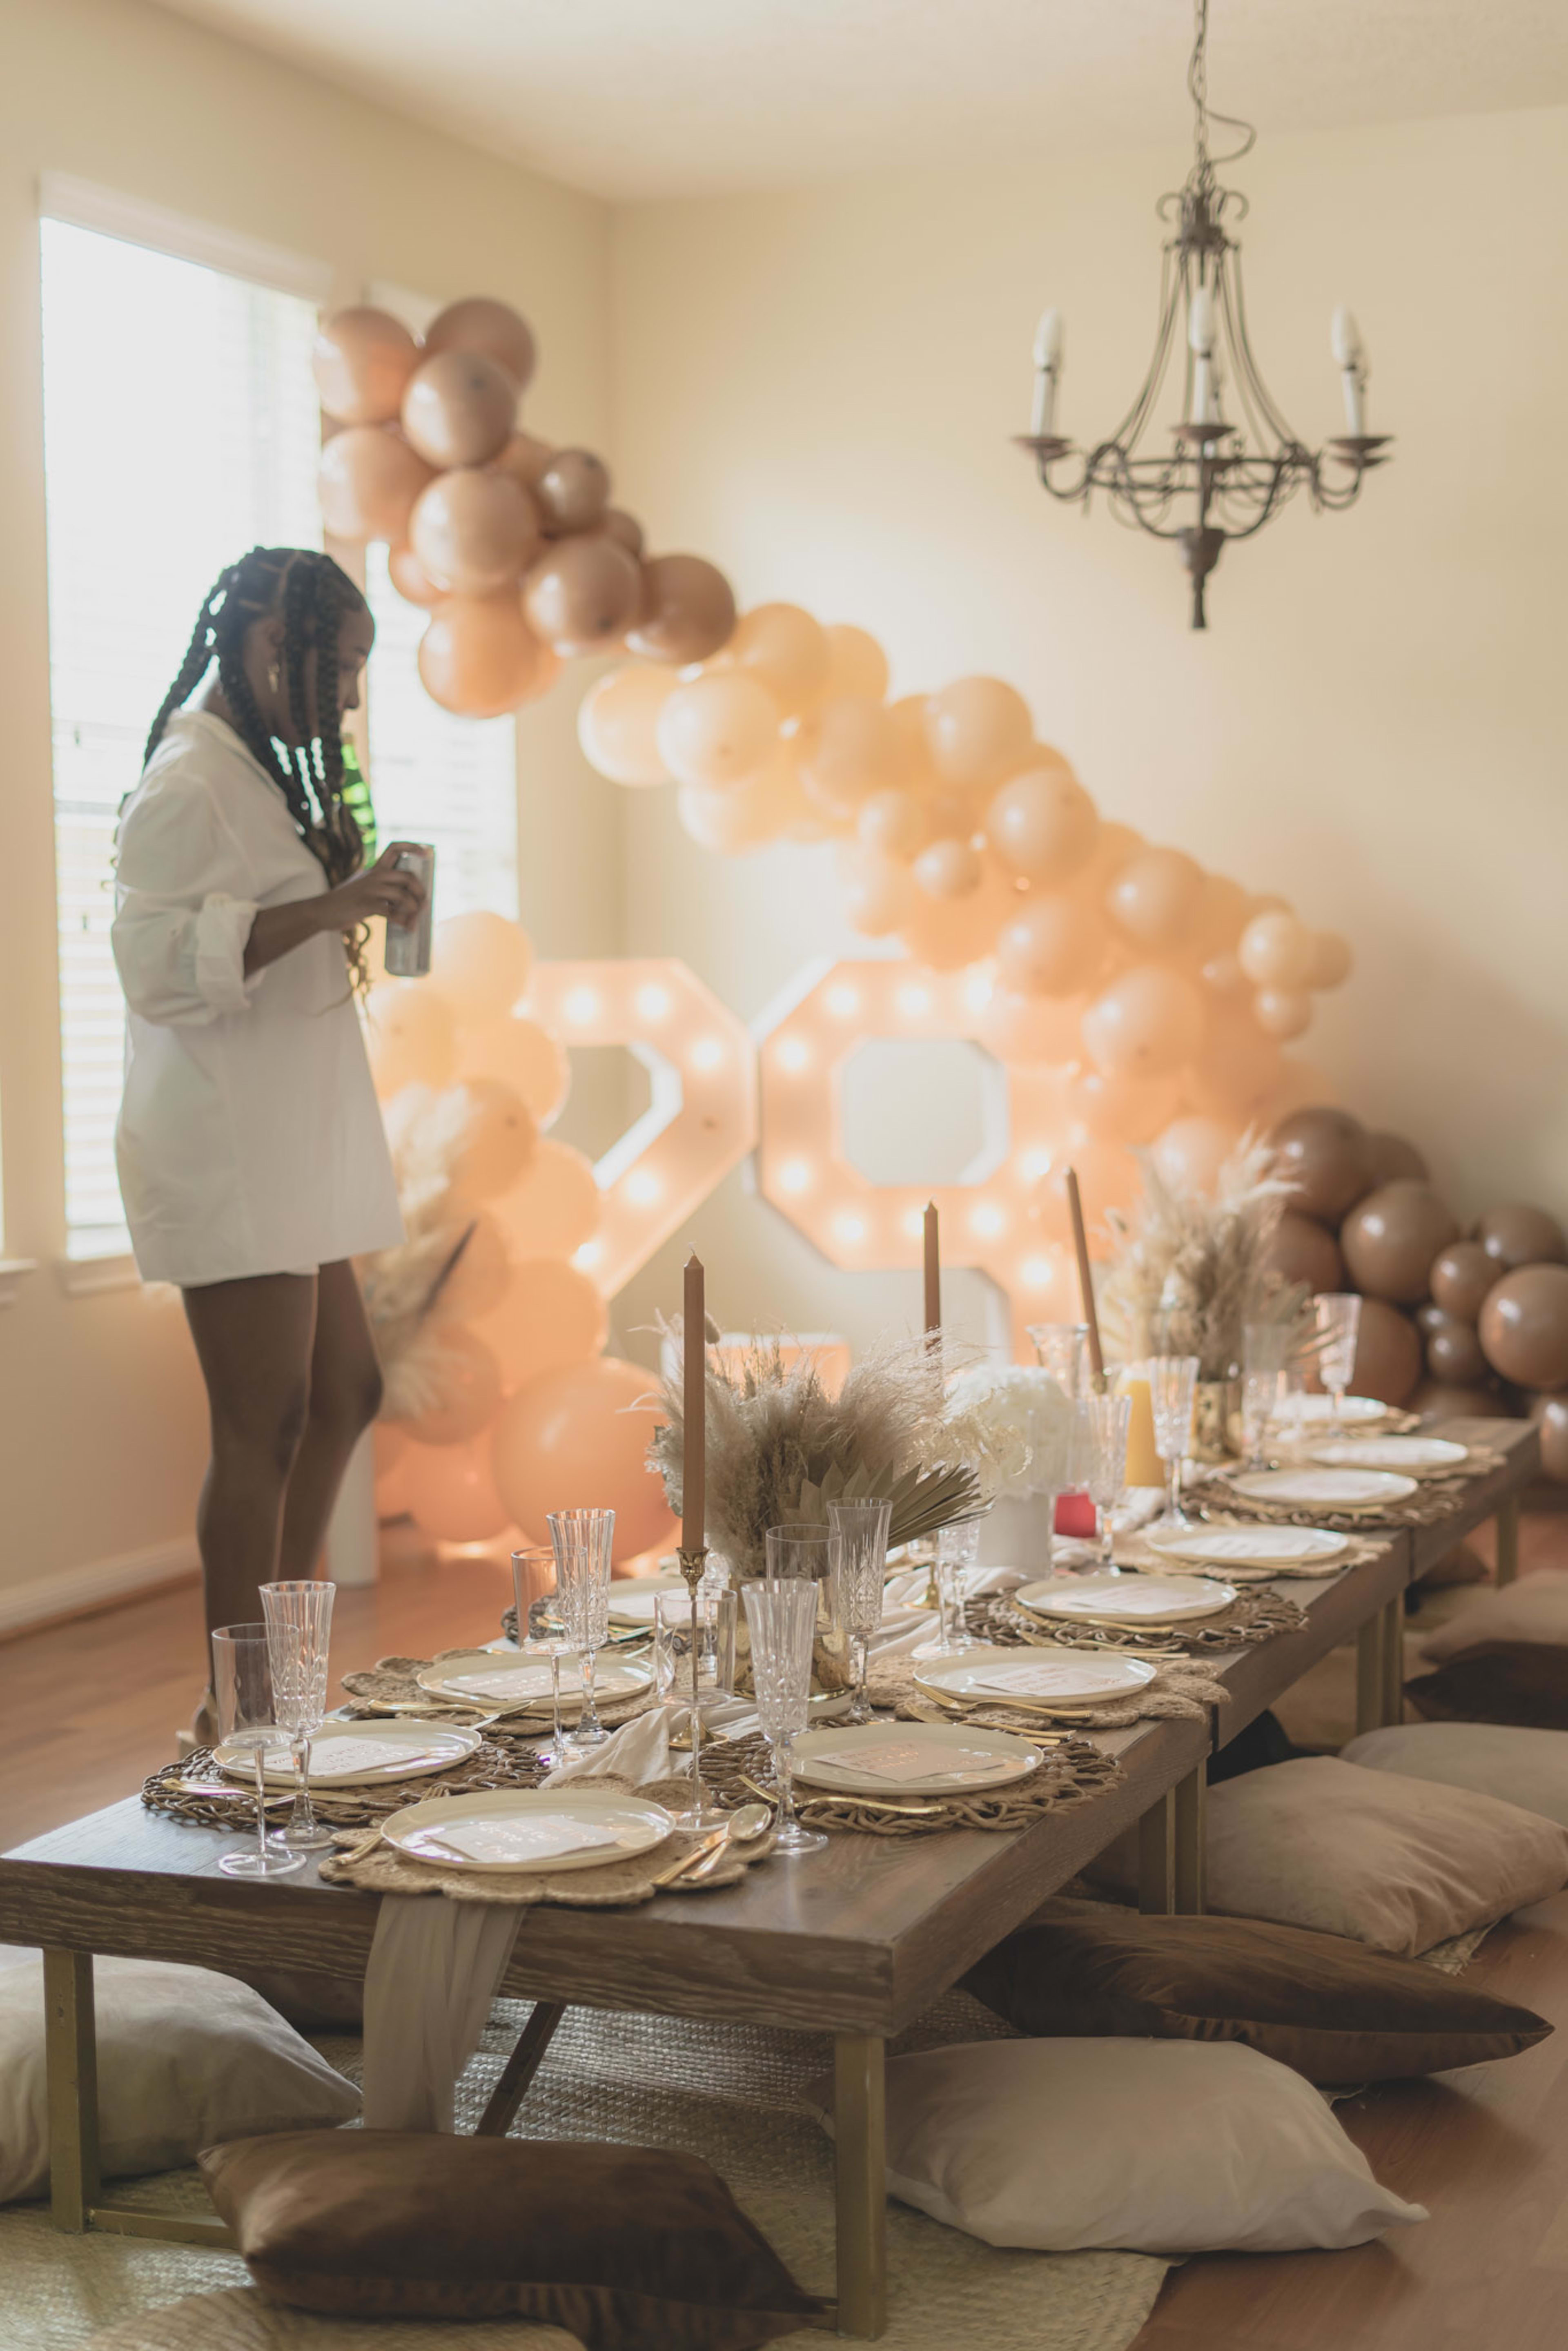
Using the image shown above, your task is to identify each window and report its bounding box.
[40,205,323,1254]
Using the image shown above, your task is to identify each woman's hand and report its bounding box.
[326,842,429,933]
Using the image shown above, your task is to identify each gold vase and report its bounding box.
[1192,1377,1241,1463]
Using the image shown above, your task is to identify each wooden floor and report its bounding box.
[4,1511,1568,2347]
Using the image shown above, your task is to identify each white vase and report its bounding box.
[976,1489,1056,1575]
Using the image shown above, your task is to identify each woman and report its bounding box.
[112,546,424,1727]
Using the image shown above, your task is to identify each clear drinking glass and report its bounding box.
[827,1499,891,1725]
[259,1580,336,1853]
[653,1590,722,1709]
[742,1578,828,1857]
[1147,1354,1200,1526]
[548,1509,614,1750]
[1027,1322,1090,1397]
[1240,1322,1294,1471]
[514,1546,576,1768]
[1074,1392,1132,1573]
[1315,1293,1364,1423]
[211,1625,304,1880]
[934,1518,982,1652]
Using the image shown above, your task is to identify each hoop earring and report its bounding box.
[267,662,281,693]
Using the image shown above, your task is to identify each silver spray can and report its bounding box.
[383,844,435,978]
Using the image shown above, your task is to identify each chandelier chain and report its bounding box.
[1187,0,1256,183]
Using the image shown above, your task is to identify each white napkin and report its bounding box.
[543,1705,680,1786]
[361,1895,522,2134]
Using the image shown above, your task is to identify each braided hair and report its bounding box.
[142,546,369,893]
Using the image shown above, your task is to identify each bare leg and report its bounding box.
[277,1261,384,1579]
[183,1273,317,1647]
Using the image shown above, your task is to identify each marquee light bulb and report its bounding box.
[778,1158,813,1194]
[971,1205,1005,1239]
[563,988,600,1025]
[897,985,931,1020]
[775,1036,811,1073]
[826,985,860,1019]
[1020,1255,1056,1288]
[688,1036,724,1071]
[835,1214,867,1245]
[625,1170,662,1206]
[635,985,671,1021]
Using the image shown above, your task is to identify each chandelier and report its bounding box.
[1016,0,1391,628]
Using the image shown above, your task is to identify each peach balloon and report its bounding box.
[1031,1136,1138,1250]
[1200,952,1246,995]
[387,543,443,608]
[1306,930,1353,990]
[431,914,533,1023]
[856,787,927,858]
[600,509,644,557]
[838,844,917,937]
[1081,963,1204,1079]
[924,678,1034,787]
[454,1016,569,1126]
[523,534,642,656]
[986,762,1098,884]
[491,1139,601,1261]
[423,296,537,392]
[313,308,420,426]
[978,989,1087,1065]
[887,695,937,785]
[577,664,677,787]
[1238,909,1314,989]
[445,1079,537,1208]
[535,448,610,535]
[400,351,517,470]
[821,624,890,703]
[656,671,780,790]
[317,428,433,544]
[402,1325,504,1446]
[677,760,801,853]
[1253,987,1312,1041]
[418,595,550,717]
[364,979,457,1096]
[795,696,903,816]
[492,430,554,492]
[726,604,829,712]
[492,1356,676,1562]
[1188,874,1249,961]
[430,1211,513,1323]
[1106,848,1204,953]
[410,469,542,597]
[1070,1067,1182,1148]
[996,893,1104,997]
[479,1258,609,1391]
[1153,1114,1244,1197]
[895,860,1013,972]
[1265,1208,1347,1293]
[624,555,737,665]
[913,837,982,900]
[404,1433,511,1544]
[1185,1002,1284,1118]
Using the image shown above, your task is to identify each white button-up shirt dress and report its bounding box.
[111,710,404,1287]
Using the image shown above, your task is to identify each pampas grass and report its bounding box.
[359,1085,487,1420]
[1100,1135,1309,1378]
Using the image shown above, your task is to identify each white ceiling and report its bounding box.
[159,0,1568,199]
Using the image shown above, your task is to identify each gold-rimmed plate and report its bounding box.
[914,1645,1157,1712]
[1016,1572,1238,1625]
[380,1787,673,1874]
[414,1650,652,1707]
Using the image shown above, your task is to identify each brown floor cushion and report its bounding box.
[1420,1572,1568,1663]
[961,1899,1550,2083]
[1406,1641,1568,1730]
[200,2131,824,2349]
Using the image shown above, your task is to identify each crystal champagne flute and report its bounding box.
[1075,1392,1132,1573]
[1315,1293,1363,1425]
[1147,1354,1200,1526]
[513,1546,576,1767]
[742,1578,828,1857]
[827,1499,891,1724]
[548,1510,615,1749]
[211,1625,304,1880]
[934,1519,982,1651]
[259,1579,336,1854]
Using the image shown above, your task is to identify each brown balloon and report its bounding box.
[418,595,550,717]
[1476,1201,1568,1272]
[1263,1208,1345,1293]
[1479,1262,1568,1389]
[535,449,611,535]
[492,431,554,492]
[317,428,433,544]
[624,554,737,665]
[1409,1377,1510,1422]
[401,351,517,469]
[1530,1391,1568,1484]
[522,534,643,656]
[1425,1314,1489,1386]
[312,306,420,426]
[1339,1180,1460,1305]
[1429,1240,1495,1323]
[600,508,645,557]
[1268,1107,1375,1224]
[410,469,542,597]
[1364,1131,1429,1186]
[1349,1295,1423,1407]
[422,296,537,393]
[387,543,443,608]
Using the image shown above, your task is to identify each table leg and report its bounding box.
[1381,1595,1404,1725]
[1355,1611,1386,1736]
[1495,1494,1520,1589]
[833,2035,887,2339]
[475,2000,568,2137]
[44,1949,100,2231]
[1137,1790,1176,1915]
[1173,1765,1206,1915]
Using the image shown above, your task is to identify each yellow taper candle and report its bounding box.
[1119,1373,1163,1489]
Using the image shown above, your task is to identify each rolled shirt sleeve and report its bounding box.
[112,775,262,1027]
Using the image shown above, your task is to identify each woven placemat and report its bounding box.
[142,1739,550,1832]
[865,1649,1227,1732]
[697,1727,1124,1837]
[315,1772,771,1904]
[1111,1519,1384,1582]
[339,1651,653,1735]
[969,1585,1306,1658]
[1200,1448,1506,1531]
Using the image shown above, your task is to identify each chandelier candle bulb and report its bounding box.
[1031,309,1064,435]
[1332,308,1368,435]
[1187,284,1219,425]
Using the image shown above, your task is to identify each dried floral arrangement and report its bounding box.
[648,1326,985,1577]
[1100,1136,1309,1379]
[944,1365,1077,1498]
[357,1086,483,1419]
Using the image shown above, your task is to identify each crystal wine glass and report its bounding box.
[1074,1392,1131,1573]
[934,1518,982,1652]
[827,1499,891,1725]
[548,1509,614,1751]
[513,1546,576,1768]
[1240,1321,1294,1471]
[259,1579,335,1853]
[1026,1322,1090,1397]
[1315,1293,1363,1425]
[742,1578,828,1857]
[1147,1355,1200,1526]
[211,1625,304,1880]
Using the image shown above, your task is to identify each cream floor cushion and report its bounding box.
[1419,1571,1568,1663]
[1342,1723,1568,1830]
[810,2038,1426,2253]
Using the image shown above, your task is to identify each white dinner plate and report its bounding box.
[914,1645,1157,1711]
[607,1573,697,1625]
[379,1787,673,1874]
[1017,1572,1238,1625]
[215,1721,482,1788]
[1309,1437,1468,1475]
[1270,1394,1388,1426]
[1140,1524,1348,1570]
[1229,1466,1418,1510]
[414,1650,652,1706]
[792,1720,1041,1795]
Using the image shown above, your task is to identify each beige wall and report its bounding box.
[0,0,614,1616]
[608,105,1568,1359]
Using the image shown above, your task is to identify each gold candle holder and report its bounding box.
[676,1545,725,1830]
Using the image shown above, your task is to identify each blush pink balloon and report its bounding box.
[491,1356,677,1560]
[1080,963,1204,1079]
[403,1435,511,1544]
[1152,1114,1244,1196]
[996,893,1104,997]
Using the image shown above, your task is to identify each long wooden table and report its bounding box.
[0,1414,1538,2338]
